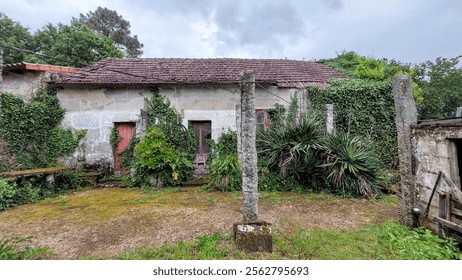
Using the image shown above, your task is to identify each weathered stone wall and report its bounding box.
[56,84,296,167]
[2,71,50,101]
[412,126,462,228]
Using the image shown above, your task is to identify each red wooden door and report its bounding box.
[191,121,212,173]
[114,122,135,172]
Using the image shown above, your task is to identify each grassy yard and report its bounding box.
[0,187,460,260]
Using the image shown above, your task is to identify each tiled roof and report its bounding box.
[3,62,79,73]
[51,58,346,88]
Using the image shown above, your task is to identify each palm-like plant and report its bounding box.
[257,116,325,180]
[323,132,382,198]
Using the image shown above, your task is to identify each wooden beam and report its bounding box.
[433,216,462,233]
[451,207,462,217]
[0,167,71,178]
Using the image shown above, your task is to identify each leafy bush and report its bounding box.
[120,90,195,187]
[0,179,17,210]
[0,172,82,211]
[258,167,305,192]
[134,127,193,187]
[206,131,241,191]
[375,222,462,260]
[322,132,382,198]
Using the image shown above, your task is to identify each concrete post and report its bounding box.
[239,70,258,223]
[296,89,307,124]
[393,75,419,228]
[326,104,335,134]
[456,107,462,118]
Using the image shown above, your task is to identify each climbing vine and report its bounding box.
[0,92,85,170]
[121,88,195,187]
[308,78,397,167]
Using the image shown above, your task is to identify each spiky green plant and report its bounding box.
[257,116,325,181]
[323,132,382,198]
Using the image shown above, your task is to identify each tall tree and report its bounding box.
[73,7,143,57]
[414,56,462,119]
[29,22,123,67]
[0,13,34,64]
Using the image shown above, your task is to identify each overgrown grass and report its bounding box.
[105,222,461,260]
[0,237,53,260]
[117,232,230,260]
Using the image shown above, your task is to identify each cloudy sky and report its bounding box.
[2,0,461,64]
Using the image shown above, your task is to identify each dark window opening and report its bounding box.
[456,139,462,188]
[256,109,270,132]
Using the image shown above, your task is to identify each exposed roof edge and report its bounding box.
[3,62,79,73]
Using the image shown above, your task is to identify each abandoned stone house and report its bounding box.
[411,118,462,237]
[3,58,345,172]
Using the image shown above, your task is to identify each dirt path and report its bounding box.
[0,187,398,259]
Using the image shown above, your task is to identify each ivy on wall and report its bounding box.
[0,92,85,170]
[118,88,195,187]
[308,79,397,167]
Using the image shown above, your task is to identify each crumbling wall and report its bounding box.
[2,71,50,101]
[56,84,296,168]
[412,126,462,229]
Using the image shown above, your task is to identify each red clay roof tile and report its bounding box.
[52,58,346,88]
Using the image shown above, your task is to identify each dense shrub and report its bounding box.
[206,131,241,191]
[0,172,82,211]
[133,127,193,187]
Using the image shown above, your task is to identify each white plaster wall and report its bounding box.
[57,84,296,166]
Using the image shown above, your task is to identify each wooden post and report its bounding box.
[438,193,446,238]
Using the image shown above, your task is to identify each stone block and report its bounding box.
[233,221,272,252]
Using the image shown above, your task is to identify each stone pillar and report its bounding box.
[239,70,258,223]
[236,104,243,171]
[456,107,462,118]
[393,75,418,228]
[326,104,335,134]
[234,71,272,253]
